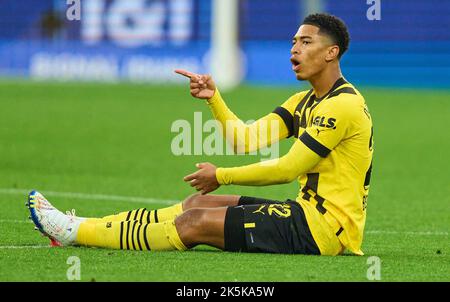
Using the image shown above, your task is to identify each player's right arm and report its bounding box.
[175,69,293,154]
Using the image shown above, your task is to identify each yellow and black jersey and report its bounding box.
[211,78,374,255]
[272,78,373,255]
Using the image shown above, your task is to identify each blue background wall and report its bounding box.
[240,0,450,88]
[0,0,449,88]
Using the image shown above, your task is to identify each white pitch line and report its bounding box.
[0,245,50,249]
[0,188,177,205]
[0,188,447,237]
[0,219,32,224]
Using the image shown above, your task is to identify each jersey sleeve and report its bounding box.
[207,90,296,154]
[216,138,322,186]
[299,97,358,157]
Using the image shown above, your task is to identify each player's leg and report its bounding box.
[78,205,249,251]
[78,200,286,251]
[116,193,280,223]
[182,193,241,210]
[75,207,230,250]
[220,200,322,254]
[174,207,228,249]
[82,207,174,225]
[77,196,317,252]
[175,197,323,253]
[82,208,149,224]
[80,193,241,225]
[80,194,281,225]
[28,190,321,254]
[28,190,228,250]
[88,194,276,223]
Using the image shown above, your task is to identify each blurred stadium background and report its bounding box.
[0,0,449,87]
[0,0,449,282]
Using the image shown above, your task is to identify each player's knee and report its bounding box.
[174,208,208,245]
[175,208,207,231]
[182,193,208,210]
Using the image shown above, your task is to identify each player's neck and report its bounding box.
[309,66,343,98]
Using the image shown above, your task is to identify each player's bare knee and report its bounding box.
[182,193,199,210]
[175,208,206,230]
[174,208,208,245]
[182,193,208,210]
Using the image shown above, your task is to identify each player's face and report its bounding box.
[290,25,334,81]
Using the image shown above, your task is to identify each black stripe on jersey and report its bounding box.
[154,210,159,223]
[302,173,328,214]
[139,209,145,224]
[299,132,331,158]
[302,188,311,201]
[119,222,124,250]
[302,187,311,201]
[306,79,352,120]
[143,224,151,250]
[306,173,319,191]
[131,221,137,250]
[300,94,316,128]
[136,224,143,251]
[331,77,348,90]
[309,102,321,116]
[272,106,294,137]
[336,227,344,236]
[314,77,348,104]
[364,161,373,187]
[302,173,319,201]
[321,77,348,98]
[327,87,356,99]
[293,89,313,138]
[315,194,327,214]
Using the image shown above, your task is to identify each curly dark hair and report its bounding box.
[302,13,350,59]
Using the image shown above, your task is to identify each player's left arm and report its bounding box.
[183,140,321,194]
[216,138,323,186]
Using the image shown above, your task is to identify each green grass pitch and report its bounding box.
[0,80,448,281]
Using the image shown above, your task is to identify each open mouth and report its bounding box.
[290,57,301,72]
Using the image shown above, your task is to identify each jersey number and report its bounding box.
[267,204,291,218]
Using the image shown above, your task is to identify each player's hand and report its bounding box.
[183,162,220,195]
[174,69,216,99]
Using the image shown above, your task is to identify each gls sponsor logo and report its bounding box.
[311,116,336,129]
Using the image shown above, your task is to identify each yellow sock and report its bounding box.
[84,204,183,224]
[76,219,187,251]
[84,208,147,224]
[148,203,184,223]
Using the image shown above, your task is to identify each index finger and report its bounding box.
[174,69,197,79]
[183,171,200,182]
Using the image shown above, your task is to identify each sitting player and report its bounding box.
[27,13,373,255]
